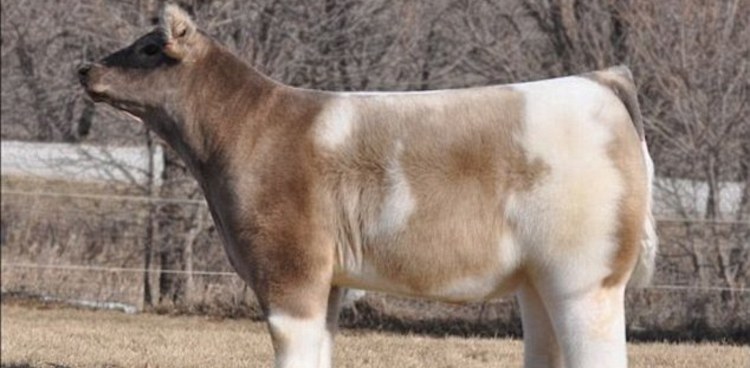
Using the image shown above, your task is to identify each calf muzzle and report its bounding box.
[77,63,93,85]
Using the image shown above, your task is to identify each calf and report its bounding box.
[79,4,657,368]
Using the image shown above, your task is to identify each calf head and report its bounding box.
[78,4,204,128]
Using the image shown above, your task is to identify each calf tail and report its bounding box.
[630,141,658,287]
[584,65,645,140]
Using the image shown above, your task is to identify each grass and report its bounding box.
[1,302,748,368]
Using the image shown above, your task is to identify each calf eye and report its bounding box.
[141,44,160,56]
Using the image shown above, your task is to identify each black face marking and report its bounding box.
[141,43,160,56]
[101,31,177,70]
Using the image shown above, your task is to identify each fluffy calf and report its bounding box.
[79,4,657,368]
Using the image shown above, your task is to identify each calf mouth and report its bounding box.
[84,89,109,103]
[77,64,108,103]
[79,80,111,104]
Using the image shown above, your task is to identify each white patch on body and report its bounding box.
[497,227,522,277]
[368,141,416,238]
[510,77,627,293]
[267,313,327,368]
[435,275,501,301]
[315,98,355,149]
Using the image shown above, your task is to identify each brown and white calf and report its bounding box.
[79,4,657,368]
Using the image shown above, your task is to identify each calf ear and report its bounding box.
[159,3,197,60]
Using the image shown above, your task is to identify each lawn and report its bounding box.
[1,303,747,367]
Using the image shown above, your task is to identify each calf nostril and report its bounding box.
[77,64,92,78]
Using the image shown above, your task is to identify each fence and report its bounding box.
[1,184,749,342]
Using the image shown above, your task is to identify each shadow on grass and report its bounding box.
[340,300,750,344]
[340,300,524,339]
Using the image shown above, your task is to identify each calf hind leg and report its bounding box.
[544,284,628,368]
[517,283,564,368]
[319,287,346,368]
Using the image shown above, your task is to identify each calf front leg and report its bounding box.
[265,280,334,368]
[268,310,327,368]
[251,243,335,367]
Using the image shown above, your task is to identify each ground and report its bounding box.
[1,302,747,368]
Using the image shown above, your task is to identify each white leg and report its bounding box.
[318,328,333,368]
[319,287,345,368]
[517,283,564,368]
[268,312,326,368]
[545,285,628,368]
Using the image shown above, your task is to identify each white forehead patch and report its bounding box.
[315,98,355,149]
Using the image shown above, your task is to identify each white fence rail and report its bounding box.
[1,140,164,187]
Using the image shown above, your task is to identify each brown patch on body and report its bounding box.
[218,88,339,318]
[320,88,547,298]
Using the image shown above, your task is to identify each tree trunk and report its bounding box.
[739,141,750,220]
[158,244,185,305]
[142,130,158,308]
[182,207,206,303]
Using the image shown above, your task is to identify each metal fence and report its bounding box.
[1,186,748,341]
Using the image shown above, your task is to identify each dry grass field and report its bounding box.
[1,302,748,368]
